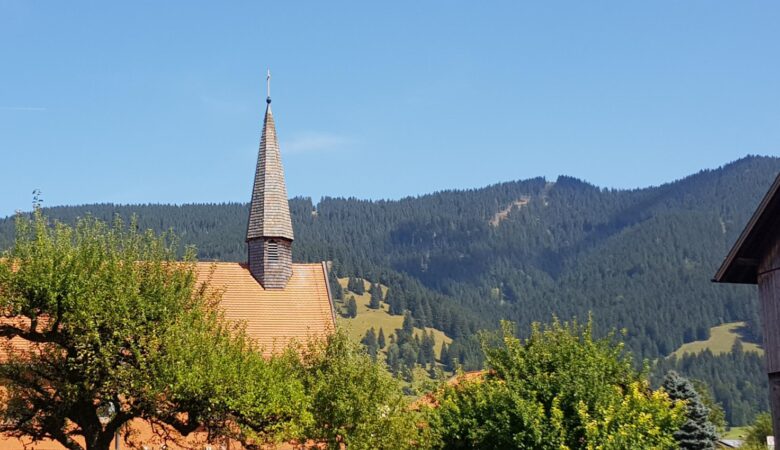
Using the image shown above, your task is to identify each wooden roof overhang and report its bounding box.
[714,173,780,285]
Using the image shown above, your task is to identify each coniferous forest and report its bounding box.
[1,155,778,425]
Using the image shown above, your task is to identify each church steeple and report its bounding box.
[246,71,294,288]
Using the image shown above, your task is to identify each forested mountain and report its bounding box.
[653,344,768,426]
[1,155,778,423]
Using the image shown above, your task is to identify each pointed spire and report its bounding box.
[246,77,294,242]
[246,73,294,288]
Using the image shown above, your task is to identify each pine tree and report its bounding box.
[421,331,436,365]
[402,311,414,335]
[361,327,378,360]
[378,328,386,349]
[386,343,401,375]
[662,371,718,449]
[346,277,358,293]
[345,296,357,318]
[387,288,407,316]
[439,342,450,368]
[368,283,382,309]
[329,275,343,300]
[353,278,365,295]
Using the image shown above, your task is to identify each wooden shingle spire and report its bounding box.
[246,71,294,288]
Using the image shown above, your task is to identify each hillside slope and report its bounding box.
[1,155,777,363]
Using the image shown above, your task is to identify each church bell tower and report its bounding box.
[246,71,294,289]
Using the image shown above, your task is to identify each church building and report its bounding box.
[194,77,335,355]
[0,77,335,449]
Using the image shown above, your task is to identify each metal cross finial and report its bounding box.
[266,69,271,104]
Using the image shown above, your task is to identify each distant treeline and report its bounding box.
[2,155,778,425]
[653,344,768,426]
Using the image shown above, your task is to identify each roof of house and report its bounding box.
[0,261,335,361]
[196,261,335,354]
[246,101,295,241]
[714,172,780,284]
[717,438,744,448]
[413,371,487,409]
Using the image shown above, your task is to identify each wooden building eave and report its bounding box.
[714,172,780,285]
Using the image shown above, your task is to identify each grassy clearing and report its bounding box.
[721,426,749,439]
[671,322,762,358]
[335,278,452,356]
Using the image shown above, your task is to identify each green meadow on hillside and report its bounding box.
[335,278,452,357]
[671,322,762,358]
[721,426,750,440]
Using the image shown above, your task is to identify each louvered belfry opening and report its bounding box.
[246,91,295,289]
[247,238,293,288]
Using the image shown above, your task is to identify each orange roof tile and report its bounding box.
[195,261,335,355]
[0,261,335,361]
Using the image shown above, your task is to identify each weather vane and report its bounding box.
[266,69,271,104]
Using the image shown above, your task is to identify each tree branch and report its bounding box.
[46,426,84,450]
[0,323,58,344]
[162,414,201,436]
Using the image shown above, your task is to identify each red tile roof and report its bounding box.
[196,261,335,354]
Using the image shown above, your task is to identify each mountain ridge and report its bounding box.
[1,154,778,361]
[3,154,777,425]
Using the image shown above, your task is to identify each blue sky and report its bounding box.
[1,1,778,217]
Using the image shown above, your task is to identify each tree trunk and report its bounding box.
[81,423,117,450]
[84,432,115,450]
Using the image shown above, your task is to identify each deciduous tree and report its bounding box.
[743,412,773,450]
[426,318,685,449]
[297,329,429,449]
[0,213,308,450]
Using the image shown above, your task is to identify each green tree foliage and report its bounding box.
[354,277,363,295]
[426,319,685,449]
[329,273,344,300]
[743,412,773,450]
[3,156,778,420]
[662,371,719,449]
[368,282,383,309]
[653,345,768,426]
[420,331,436,367]
[691,379,727,433]
[345,295,358,318]
[443,335,484,372]
[347,277,365,295]
[386,343,401,375]
[439,343,451,369]
[385,312,444,379]
[297,329,430,450]
[0,213,308,450]
[385,287,407,315]
[361,327,378,360]
[402,311,414,334]
[378,327,386,349]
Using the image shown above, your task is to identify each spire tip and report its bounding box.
[266,69,272,104]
